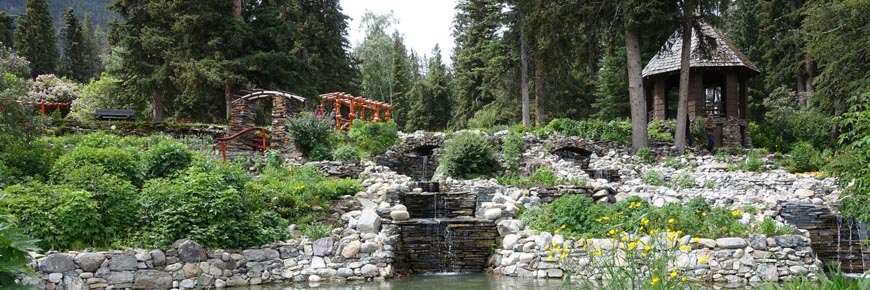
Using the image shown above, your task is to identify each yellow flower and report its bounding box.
[603,216,610,220]
[667,232,676,240]
[679,245,689,251]
[641,252,647,257]
[671,271,678,278]
[596,218,602,223]
[628,242,637,250]
[621,236,628,241]
[698,256,708,263]
[649,229,659,235]
[731,209,742,216]
[673,265,679,270]
[554,229,560,234]
[608,229,616,235]
[668,218,675,224]
[560,252,567,259]
[547,255,554,260]
[552,240,557,245]
[639,226,644,231]
[545,244,550,249]
[692,237,701,243]
[644,245,651,251]
[560,224,566,229]
[651,277,660,285]
[701,212,707,217]
[682,277,688,282]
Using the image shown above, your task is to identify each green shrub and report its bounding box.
[348,120,399,155]
[144,140,193,179]
[757,217,795,236]
[51,146,143,187]
[672,174,696,188]
[300,222,334,240]
[785,142,825,173]
[332,144,362,162]
[635,147,655,164]
[647,119,675,142]
[0,215,39,290]
[643,171,665,186]
[530,167,560,186]
[441,132,498,179]
[138,162,283,249]
[544,118,632,144]
[286,113,335,161]
[662,157,686,169]
[246,166,361,222]
[502,132,525,173]
[0,182,102,250]
[53,165,140,239]
[0,143,53,183]
[729,150,767,172]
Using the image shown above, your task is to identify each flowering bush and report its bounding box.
[21,74,81,103]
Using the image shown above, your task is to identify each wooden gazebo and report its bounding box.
[319,92,393,131]
[642,21,760,148]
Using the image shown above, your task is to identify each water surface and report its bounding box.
[237,273,569,290]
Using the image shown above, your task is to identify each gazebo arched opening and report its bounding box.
[220,90,305,159]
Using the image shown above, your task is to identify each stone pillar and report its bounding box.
[271,96,289,150]
[725,70,739,118]
[653,78,666,120]
[227,99,254,150]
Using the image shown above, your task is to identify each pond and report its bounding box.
[231,273,569,290]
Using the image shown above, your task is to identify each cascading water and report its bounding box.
[781,202,870,273]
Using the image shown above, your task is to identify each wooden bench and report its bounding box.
[95,109,136,121]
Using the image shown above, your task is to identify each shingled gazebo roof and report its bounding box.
[642,21,760,78]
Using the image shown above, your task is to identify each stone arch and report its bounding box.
[551,146,593,169]
[226,90,305,152]
[375,133,445,181]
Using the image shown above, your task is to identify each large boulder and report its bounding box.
[313,237,334,256]
[109,255,138,271]
[74,253,105,272]
[715,238,748,249]
[774,235,807,248]
[133,270,172,289]
[177,240,204,263]
[360,264,379,278]
[357,210,381,234]
[38,254,76,273]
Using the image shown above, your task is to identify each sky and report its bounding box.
[341,0,457,63]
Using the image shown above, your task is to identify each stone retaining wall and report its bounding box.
[23,209,400,290]
[396,219,499,273]
[490,231,820,284]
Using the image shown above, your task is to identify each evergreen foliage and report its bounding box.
[59,8,91,82]
[14,0,58,77]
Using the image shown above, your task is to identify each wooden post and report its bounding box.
[41,103,45,116]
[334,102,342,131]
[221,141,227,162]
[374,104,381,122]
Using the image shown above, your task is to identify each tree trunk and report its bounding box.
[151,91,165,122]
[232,0,242,21]
[804,55,816,107]
[625,29,648,152]
[674,1,693,154]
[520,13,530,127]
[534,50,544,127]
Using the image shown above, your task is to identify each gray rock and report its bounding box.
[484,208,502,220]
[48,273,63,283]
[341,241,361,258]
[180,279,196,289]
[74,253,105,272]
[177,240,204,263]
[38,254,76,273]
[108,271,135,284]
[748,235,768,250]
[789,265,809,275]
[313,237,334,256]
[337,268,354,278]
[774,235,806,248]
[716,238,748,249]
[310,256,326,269]
[242,249,266,261]
[503,234,519,250]
[110,255,138,271]
[361,264,379,278]
[390,210,410,221]
[150,250,166,266]
[215,279,227,288]
[357,210,382,234]
[757,264,778,282]
[309,274,322,282]
[360,241,378,253]
[63,272,83,290]
[497,220,523,236]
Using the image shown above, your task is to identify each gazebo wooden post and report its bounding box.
[348,99,356,129]
[384,106,392,122]
[373,103,382,122]
[40,103,45,116]
[334,101,342,131]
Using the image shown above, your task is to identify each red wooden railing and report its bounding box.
[216,127,270,161]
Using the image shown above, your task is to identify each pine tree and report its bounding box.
[60,8,90,83]
[0,12,14,48]
[14,0,58,77]
[389,32,414,129]
[451,0,508,128]
[81,13,103,79]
